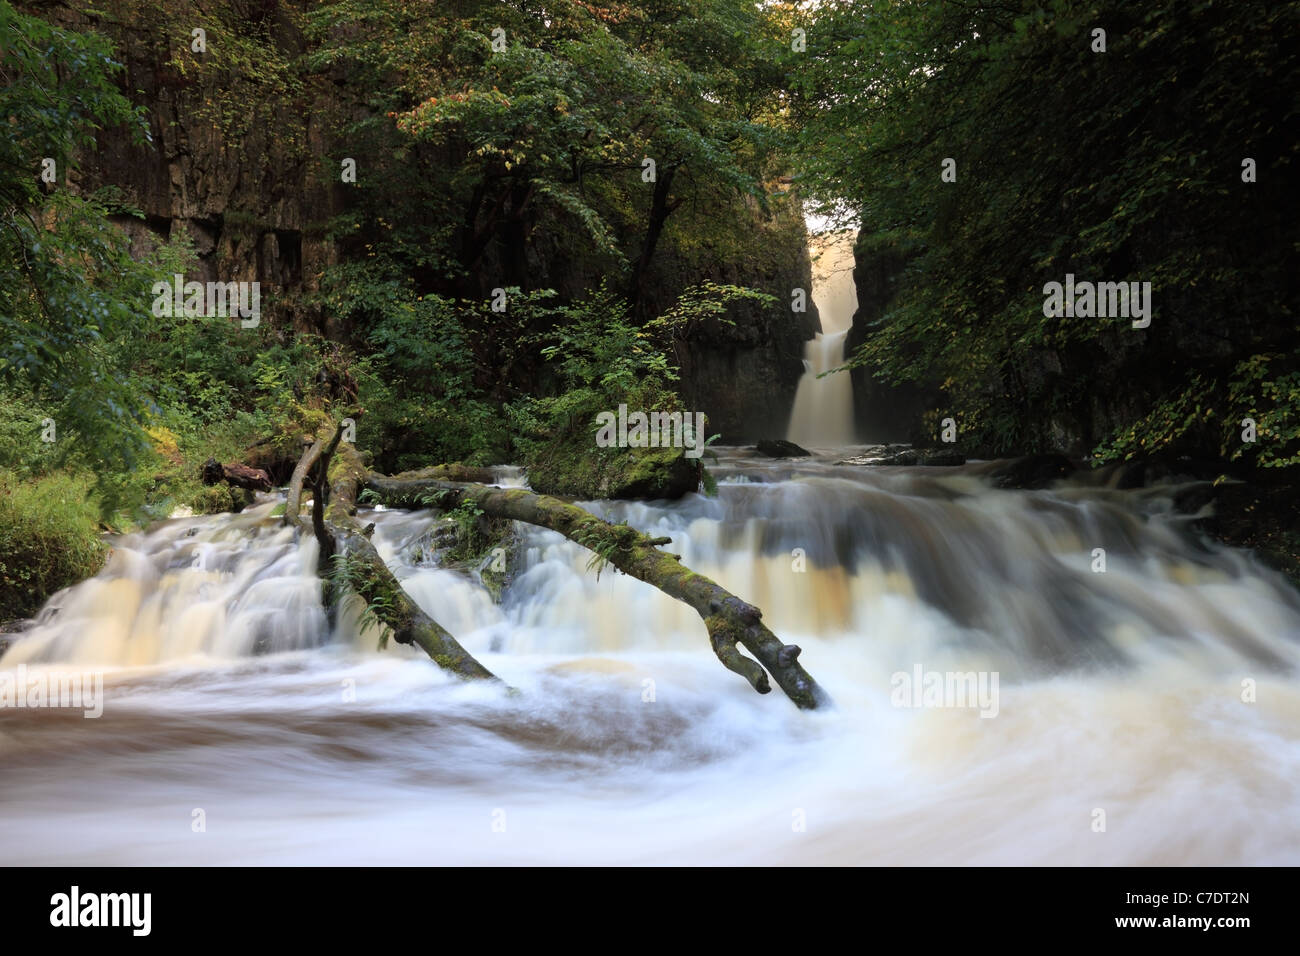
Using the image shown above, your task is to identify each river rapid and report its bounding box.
[2,449,1298,865]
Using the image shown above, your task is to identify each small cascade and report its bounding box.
[787,229,857,447]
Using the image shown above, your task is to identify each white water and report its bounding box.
[787,230,857,448]
[3,451,1300,864]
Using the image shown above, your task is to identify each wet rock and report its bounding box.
[845,446,965,467]
[1192,476,1300,588]
[190,483,255,515]
[524,444,702,501]
[0,619,31,659]
[754,439,812,459]
[835,444,907,465]
[986,454,1078,489]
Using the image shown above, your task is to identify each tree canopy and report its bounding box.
[793,0,1298,465]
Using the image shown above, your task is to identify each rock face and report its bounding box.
[68,5,340,337]
[50,2,818,445]
[664,200,821,444]
[984,454,1078,489]
[843,236,937,444]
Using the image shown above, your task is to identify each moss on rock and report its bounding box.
[190,484,254,515]
[527,441,702,500]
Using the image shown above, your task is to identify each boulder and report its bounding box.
[754,439,812,459]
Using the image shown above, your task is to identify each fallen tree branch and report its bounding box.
[287,428,498,682]
[283,437,324,528]
[365,472,830,709]
[202,457,273,492]
[283,427,830,708]
[311,426,345,570]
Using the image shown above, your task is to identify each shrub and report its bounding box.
[0,470,105,622]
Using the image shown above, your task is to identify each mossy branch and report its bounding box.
[364,473,830,709]
[287,426,498,683]
[286,427,829,707]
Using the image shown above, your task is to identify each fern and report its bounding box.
[328,551,393,650]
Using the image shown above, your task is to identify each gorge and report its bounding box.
[1,0,1296,872]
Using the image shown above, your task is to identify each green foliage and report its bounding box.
[304,0,786,301]
[101,0,307,151]
[513,281,766,452]
[443,499,494,563]
[699,433,722,497]
[700,466,719,498]
[0,4,302,526]
[509,289,675,462]
[1092,375,1217,463]
[0,2,157,471]
[572,520,632,581]
[0,469,105,621]
[506,282,753,496]
[1226,353,1300,468]
[1090,351,1300,468]
[328,552,393,650]
[0,385,61,478]
[312,262,511,469]
[795,0,1299,463]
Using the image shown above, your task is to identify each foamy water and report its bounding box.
[788,230,857,447]
[2,451,1298,864]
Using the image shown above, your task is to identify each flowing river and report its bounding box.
[3,450,1299,865]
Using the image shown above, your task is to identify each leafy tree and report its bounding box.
[793,0,1298,464]
[305,0,787,302]
[0,1,155,469]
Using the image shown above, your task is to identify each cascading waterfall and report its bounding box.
[787,229,857,447]
[3,449,1299,865]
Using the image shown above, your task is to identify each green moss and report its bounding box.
[190,484,254,515]
[527,440,701,500]
[651,551,694,583]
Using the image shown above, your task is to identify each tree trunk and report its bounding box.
[629,165,678,308]
[287,429,499,682]
[202,457,273,492]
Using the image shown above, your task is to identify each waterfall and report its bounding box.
[4,452,1300,864]
[787,229,857,447]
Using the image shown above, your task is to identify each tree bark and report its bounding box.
[288,430,499,682]
[629,164,679,308]
[202,457,273,492]
[283,437,324,528]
